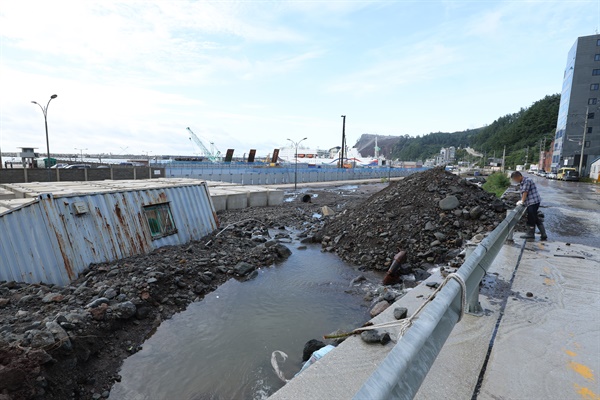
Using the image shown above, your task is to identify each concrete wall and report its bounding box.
[0,167,165,184]
[165,166,422,185]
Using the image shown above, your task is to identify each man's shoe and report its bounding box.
[520,226,535,239]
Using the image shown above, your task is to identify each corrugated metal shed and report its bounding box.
[0,181,218,285]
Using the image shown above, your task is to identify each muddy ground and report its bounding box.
[0,184,384,400]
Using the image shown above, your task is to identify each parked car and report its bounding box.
[50,163,69,169]
[546,172,557,179]
[64,164,91,169]
[563,170,580,181]
[538,171,547,178]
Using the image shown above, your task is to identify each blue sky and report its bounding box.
[0,0,597,158]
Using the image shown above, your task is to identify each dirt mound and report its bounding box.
[322,167,506,272]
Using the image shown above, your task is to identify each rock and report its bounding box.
[439,195,460,210]
[234,262,255,276]
[86,297,110,309]
[361,330,382,344]
[114,301,137,319]
[370,300,390,317]
[103,288,117,299]
[147,277,158,284]
[470,206,483,219]
[424,221,435,231]
[430,240,441,247]
[394,307,408,320]
[426,282,440,289]
[89,303,108,321]
[273,243,292,259]
[297,245,307,250]
[245,270,259,281]
[433,232,446,241]
[42,293,64,303]
[526,292,533,298]
[380,333,391,345]
[31,330,55,348]
[46,321,72,351]
[321,206,336,216]
[0,298,9,307]
[350,275,366,285]
[302,339,326,361]
[382,291,396,302]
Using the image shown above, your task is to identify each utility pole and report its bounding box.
[340,115,346,168]
[525,146,529,167]
[579,105,589,176]
[502,146,506,172]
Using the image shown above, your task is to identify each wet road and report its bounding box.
[529,174,600,247]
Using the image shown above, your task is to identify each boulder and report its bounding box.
[439,195,460,210]
[234,262,255,276]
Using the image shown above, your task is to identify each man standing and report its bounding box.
[511,171,547,240]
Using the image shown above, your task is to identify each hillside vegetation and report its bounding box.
[356,94,560,167]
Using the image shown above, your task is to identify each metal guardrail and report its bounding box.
[353,205,526,400]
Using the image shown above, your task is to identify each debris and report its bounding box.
[394,307,408,320]
[323,167,506,272]
[321,206,336,216]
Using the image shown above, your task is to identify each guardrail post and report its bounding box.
[464,243,484,316]
[506,210,515,242]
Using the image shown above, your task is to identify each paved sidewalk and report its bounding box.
[416,239,600,400]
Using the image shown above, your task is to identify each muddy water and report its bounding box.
[110,245,373,400]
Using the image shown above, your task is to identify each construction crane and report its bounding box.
[186,127,222,162]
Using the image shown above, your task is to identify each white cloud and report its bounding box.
[326,41,460,95]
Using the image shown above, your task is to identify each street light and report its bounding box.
[31,94,58,168]
[287,137,308,191]
[74,148,87,162]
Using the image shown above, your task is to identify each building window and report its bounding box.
[592,84,600,91]
[589,98,598,105]
[593,69,600,76]
[597,39,600,46]
[596,54,600,61]
[588,127,593,134]
[589,112,595,119]
[143,203,177,239]
[585,141,591,148]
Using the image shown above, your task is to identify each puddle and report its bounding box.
[110,245,371,400]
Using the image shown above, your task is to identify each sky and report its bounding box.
[0,0,598,158]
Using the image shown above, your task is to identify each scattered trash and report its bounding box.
[321,206,335,216]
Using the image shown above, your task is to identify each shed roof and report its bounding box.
[1,178,207,199]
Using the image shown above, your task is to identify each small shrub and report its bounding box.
[483,172,511,197]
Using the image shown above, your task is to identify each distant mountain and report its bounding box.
[352,94,560,167]
[353,134,401,158]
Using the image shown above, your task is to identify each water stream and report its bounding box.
[110,244,374,400]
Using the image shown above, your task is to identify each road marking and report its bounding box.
[569,361,596,381]
[574,383,600,400]
[565,349,578,357]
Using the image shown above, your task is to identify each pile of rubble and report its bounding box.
[322,167,507,272]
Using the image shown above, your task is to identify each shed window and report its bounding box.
[143,203,177,239]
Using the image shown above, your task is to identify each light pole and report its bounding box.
[340,115,346,168]
[287,137,307,191]
[31,94,58,168]
[75,148,87,162]
[578,106,589,176]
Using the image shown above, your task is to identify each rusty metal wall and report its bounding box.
[0,183,218,285]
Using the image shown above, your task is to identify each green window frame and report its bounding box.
[143,203,177,239]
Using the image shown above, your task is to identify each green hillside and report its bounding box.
[389,94,560,167]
